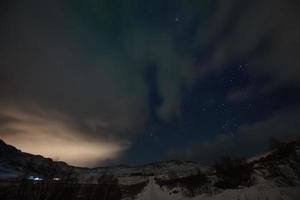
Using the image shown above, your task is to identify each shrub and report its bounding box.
[269,137,297,157]
[155,172,208,197]
[214,156,252,189]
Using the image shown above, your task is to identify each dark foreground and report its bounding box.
[0,180,148,200]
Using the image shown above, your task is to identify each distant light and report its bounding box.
[27,176,43,181]
[175,17,179,22]
[53,177,61,181]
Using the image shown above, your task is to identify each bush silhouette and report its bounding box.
[155,171,208,197]
[214,156,252,189]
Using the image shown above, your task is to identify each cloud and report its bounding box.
[1,0,299,166]
[0,0,148,142]
[123,26,198,120]
[195,0,300,88]
[0,0,201,165]
[0,102,130,167]
[168,0,300,163]
[169,104,300,163]
[0,0,200,123]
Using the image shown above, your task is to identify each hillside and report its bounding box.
[0,139,300,199]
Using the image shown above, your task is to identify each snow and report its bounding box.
[135,176,187,200]
[118,176,149,185]
[133,178,300,200]
[1,138,300,200]
[75,161,206,184]
[196,184,300,200]
[247,151,273,163]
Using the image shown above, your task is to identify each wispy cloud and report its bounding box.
[169,104,300,163]
[0,102,130,167]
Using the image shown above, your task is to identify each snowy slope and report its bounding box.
[132,140,300,200]
[1,139,300,200]
[135,177,184,200]
[0,139,206,184]
[74,160,206,184]
[195,184,300,200]
[134,178,300,200]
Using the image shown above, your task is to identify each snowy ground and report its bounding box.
[133,177,300,200]
[135,177,185,200]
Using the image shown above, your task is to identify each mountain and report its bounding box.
[0,139,205,184]
[1,139,300,200]
[0,139,73,180]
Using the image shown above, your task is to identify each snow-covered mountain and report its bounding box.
[1,139,300,200]
[0,139,205,184]
[0,139,73,180]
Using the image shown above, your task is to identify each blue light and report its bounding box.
[27,176,43,181]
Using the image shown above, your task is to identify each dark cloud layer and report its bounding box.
[196,0,300,87]
[169,0,300,163]
[169,103,300,163]
[0,0,299,166]
[0,0,205,165]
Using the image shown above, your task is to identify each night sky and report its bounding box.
[0,0,300,167]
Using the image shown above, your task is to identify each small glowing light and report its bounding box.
[27,176,43,181]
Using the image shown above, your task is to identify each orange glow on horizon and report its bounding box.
[0,103,129,167]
